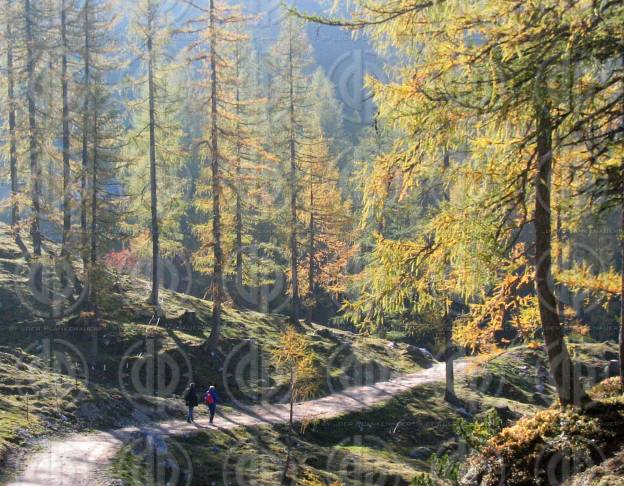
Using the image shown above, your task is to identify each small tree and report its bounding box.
[272,327,318,482]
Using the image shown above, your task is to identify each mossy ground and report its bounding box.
[0,222,428,480]
[113,343,619,485]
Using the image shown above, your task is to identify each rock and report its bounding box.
[387,341,396,349]
[604,350,618,361]
[409,447,433,460]
[492,405,518,424]
[608,360,619,377]
[315,328,339,341]
[405,345,434,361]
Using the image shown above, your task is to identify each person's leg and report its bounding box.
[187,406,193,423]
[190,405,194,422]
[209,405,215,423]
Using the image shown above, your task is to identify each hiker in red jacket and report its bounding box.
[203,386,219,424]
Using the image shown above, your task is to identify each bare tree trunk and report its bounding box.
[288,29,300,324]
[442,150,455,402]
[534,94,586,406]
[208,0,223,349]
[234,47,243,291]
[6,1,28,256]
[306,183,314,325]
[61,0,71,256]
[81,0,90,276]
[443,311,455,402]
[619,52,624,387]
[25,0,42,258]
[147,0,159,308]
[90,106,98,313]
[282,370,294,483]
[620,203,624,386]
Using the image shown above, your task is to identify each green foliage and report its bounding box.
[453,410,504,453]
[429,452,460,483]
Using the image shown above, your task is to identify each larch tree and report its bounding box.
[2,0,28,254]
[185,0,250,347]
[299,128,354,324]
[296,0,624,405]
[270,15,314,324]
[126,0,185,311]
[76,0,119,310]
[23,0,43,257]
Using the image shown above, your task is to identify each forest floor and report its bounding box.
[4,360,466,485]
[0,221,433,478]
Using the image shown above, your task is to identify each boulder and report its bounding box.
[409,446,433,460]
[607,360,619,377]
[406,345,434,361]
[315,328,340,341]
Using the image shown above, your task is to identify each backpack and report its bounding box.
[204,392,215,405]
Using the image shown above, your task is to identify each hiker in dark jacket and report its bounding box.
[203,385,219,424]
[184,383,199,423]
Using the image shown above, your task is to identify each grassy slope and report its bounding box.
[119,343,618,486]
[0,222,429,473]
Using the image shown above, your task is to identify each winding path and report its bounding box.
[9,361,468,486]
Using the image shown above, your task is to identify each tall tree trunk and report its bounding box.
[147,0,159,308]
[443,310,455,401]
[534,95,586,406]
[288,30,300,324]
[619,52,624,387]
[25,0,42,257]
[442,150,455,402]
[234,48,243,291]
[6,1,27,256]
[555,191,566,320]
[81,0,90,276]
[620,203,624,386]
[208,0,223,349]
[306,183,314,325]
[90,106,98,313]
[61,0,71,256]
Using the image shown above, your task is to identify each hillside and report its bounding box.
[0,223,431,473]
[111,343,620,485]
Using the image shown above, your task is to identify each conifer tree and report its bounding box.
[3,0,28,254]
[126,0,185,310]
[185,0,250,347]
[299,128,354,324]
[270,16,314,324]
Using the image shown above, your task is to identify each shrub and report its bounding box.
[453,409,504,452]
[460,406,610,486]
[589,377,623,401]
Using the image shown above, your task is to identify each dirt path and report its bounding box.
[9,361,467,486]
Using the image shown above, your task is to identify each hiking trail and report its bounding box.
[9,361,468,485]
